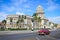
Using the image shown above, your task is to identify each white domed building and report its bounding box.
[36,5,44,18]
[33,5,54,29]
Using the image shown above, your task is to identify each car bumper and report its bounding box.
[38,32,45,35]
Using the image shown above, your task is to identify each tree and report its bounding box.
[22,15,24,19]
[16,15,21,28]
[10,17,13,25]
[10,17,13,28]
[38,17,41,27]
[20,19,24,22]
[1,20,6,30]
[18,15,21,19]
[32,13,38,20]
[21,16,24,28]
[38,17,41,22]
[33,13,41,24]
[54,24,58,27]
[32,13,37,17]
[31,19,34,22]
[16,20,21,28]
[2,20,6,25]
[16,15,24,28]
[49,22,51,26]
[32,13,42,28]
[24,16,26,19]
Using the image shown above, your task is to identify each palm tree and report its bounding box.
[18,15,21,19]
[16,15,24,28]
[16,20,21,28]
[33,13,37,20]
[24,16,26,19]
[33,13,41,24]
[31,18,34,22]
[16,15,21,28]
[49,22,51,26]
[32,13,42,28]
[16,20,19,26]
[32,13,37,17]
[38,17,41,23]
[10,17,13,27]
[21,16,24,28]
[32,13,38,28]
[24,16,27,28]
[53,23,58,28]
[22,15,24,19]
[38,17,41,27]
[2,20,6,25]
[33,13,38,20]
[1,20,6,29]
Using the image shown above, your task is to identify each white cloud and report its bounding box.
[46,5,57,11]
[0,0,29,12]
[11,0,28,6]
[0,12,9,22]
[27,9,32,12]
[1,5,15,12]
[45,0,60,12]
[5,6,15,12]
[24,4,31,8]
[16,12,25,15]
[48,16,60,24]
[0,0,29,22]
[0,12,8,18]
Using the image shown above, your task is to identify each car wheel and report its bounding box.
[41,34,45,35]
[38,33,40,35]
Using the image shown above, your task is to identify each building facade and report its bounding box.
[6,15,32,29]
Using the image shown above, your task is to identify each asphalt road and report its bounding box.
[0,30,60,40]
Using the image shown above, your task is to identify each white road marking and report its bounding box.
[36,37,40,40]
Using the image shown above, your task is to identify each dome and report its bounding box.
[36,5,44,13]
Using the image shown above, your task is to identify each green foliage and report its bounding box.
[16,20,19,26]
[16,15,24,27]
[22,15,24,18]
[34,16,38,20]
[20,19,24,22]
[2,20,6,24]
[10,17,13,22]
[18,15,21,19]
[32,13,37,17]
[31,19,34,22]
[0,27,5,31]
[29,28,39,30]
[24,16,26,19]
[54,24,58,27]
[8,28,27,30]
[38,17,41,22]
[10,17,13,25]
[33,13,38,20]
[32,13,41,22]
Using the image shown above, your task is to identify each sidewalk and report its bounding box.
[0,30,38,35]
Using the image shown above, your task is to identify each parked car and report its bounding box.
[38,28,50,35]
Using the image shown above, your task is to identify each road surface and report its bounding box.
[0,30,60,40]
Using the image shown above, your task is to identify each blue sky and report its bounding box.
[0,0,60,24]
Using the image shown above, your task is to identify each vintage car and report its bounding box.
[38,28,50,35]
